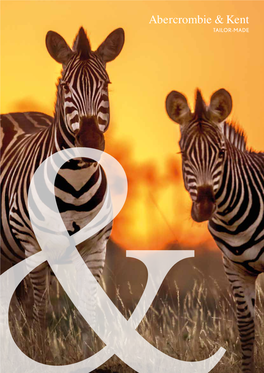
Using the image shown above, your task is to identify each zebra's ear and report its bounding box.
[96,28,125,63]
[46,31,73,65]
[208,89,232,123]
[166,91,191,125]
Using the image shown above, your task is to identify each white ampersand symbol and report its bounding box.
[0,148,225,372]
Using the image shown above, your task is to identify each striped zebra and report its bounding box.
[166,88,264,372]
[0,27,125,333]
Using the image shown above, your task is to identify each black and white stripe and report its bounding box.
[166,88,264,372]
[0,27,124,331]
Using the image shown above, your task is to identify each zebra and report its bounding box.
[166,88,264,372]
[0,27,125,335]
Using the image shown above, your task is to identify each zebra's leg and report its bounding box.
[25,249,49,360]
[24,244,49,329]
[76,227,110,354]
[30,262,49,329]
[223,256,257,373]
[78,238,107,316]
[14,276,33,326]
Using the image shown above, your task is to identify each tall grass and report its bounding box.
[9,274,264,372]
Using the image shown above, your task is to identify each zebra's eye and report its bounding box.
[219,149,225,159]
[60,81,70,92]
[178,150,187,159]
[103,81,111,90]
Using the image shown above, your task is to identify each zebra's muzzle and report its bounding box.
[191,185,216,222]
[75,116,105,152]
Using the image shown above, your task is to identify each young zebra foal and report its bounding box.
[166,88,264,372]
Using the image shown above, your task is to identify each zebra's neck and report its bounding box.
[214,141,264,222]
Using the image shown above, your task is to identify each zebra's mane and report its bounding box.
[72,27,91,60]
[222,121,248,152]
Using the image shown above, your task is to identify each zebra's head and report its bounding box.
[46,27,125,149]
[166,89,232,222]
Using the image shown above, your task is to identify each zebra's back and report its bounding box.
[1,112,52,157]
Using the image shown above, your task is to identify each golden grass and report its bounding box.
[9,274,264,372]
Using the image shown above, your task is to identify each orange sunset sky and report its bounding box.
[1,1,264,251]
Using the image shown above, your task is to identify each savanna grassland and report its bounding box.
[8,242,264,373]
